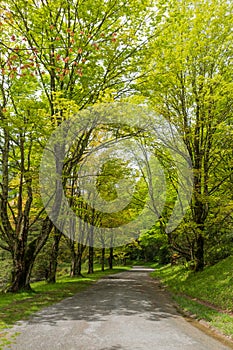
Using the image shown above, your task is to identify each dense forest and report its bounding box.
[0,0,232,293]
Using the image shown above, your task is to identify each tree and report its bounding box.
[0,74,53,291]
[3,0,156,110]
[0,0,160,290]
[140,0,233,270]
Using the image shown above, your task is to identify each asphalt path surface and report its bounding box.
[4,267,233,350]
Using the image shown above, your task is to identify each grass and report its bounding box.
[174,295,233,338]
[151,256,233,340]
[0,266,129,349]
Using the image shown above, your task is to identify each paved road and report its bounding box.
[4,267,233,350]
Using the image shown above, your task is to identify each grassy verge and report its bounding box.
[0,266,129,349]
[151,256,233,340]
[126,260,159,268]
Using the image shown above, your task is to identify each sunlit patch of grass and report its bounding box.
[174,295,233,338]
[151,256,233,339]
[151,256,233,310]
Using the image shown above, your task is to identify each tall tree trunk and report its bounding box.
[109,247,113,270]
[88,246,94,274]
[195,234,204,271]
[76,250,83,276]
[101,247,105,272]
[88,227,94,274]
[76,243,86,276]
[47,228,62,283]
[70,252,77,277]
[70,242,85,277]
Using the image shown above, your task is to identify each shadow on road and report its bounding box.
[27,268,179,326]
[6,267,232,350]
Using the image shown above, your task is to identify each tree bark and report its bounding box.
[8,255,32,292]
[88,246,94,274]
[70,242,85,277]
[6,216,53,292]
[76,250,83,276]
[101,247,105,272]
[88,226,94,274]
[109,247,113,270]
[47,228,62,283]
[195,234,205,271]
